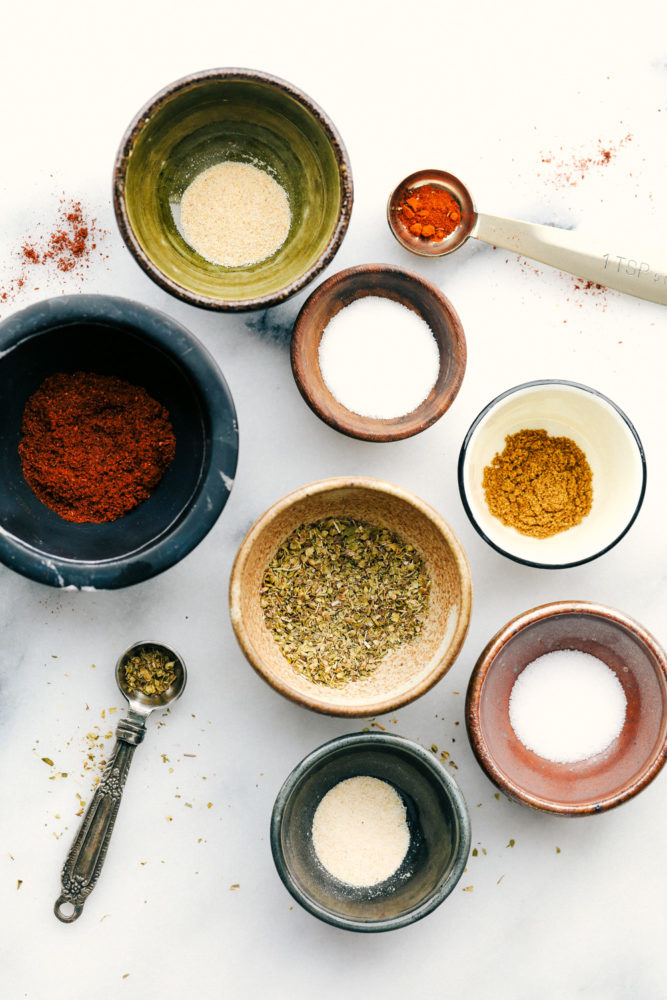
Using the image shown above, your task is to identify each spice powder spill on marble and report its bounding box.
[0,197,108,307]
[260,517,430,687]
[312,776,410,887]
[123,647,177,697]
[539,134,632,187]
[179,161,291,268]
[482,428,593,537]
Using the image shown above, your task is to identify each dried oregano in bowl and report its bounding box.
[229,477,473,717]
[260,517,431,687]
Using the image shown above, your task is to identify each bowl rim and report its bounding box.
[270,731,471,932]
[112,66,354,313]
[457,378,647,569]
[465,600,667,816]
[0,293,239,590]
[228,475,472,716]
[290,263,467,442]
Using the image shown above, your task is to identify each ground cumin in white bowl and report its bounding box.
[458,380,646,568]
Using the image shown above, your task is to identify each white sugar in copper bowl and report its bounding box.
[458,380,646,569]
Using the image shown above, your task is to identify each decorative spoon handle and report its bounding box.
[473,212,667,306]
[54,714,146,922]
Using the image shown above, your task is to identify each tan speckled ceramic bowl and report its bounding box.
[229,478,472,716]
[466,601,667,815]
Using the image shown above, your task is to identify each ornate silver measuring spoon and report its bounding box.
[388,169,667,306]
[54,641,186,922]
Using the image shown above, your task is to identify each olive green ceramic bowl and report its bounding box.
[113,69,353,311]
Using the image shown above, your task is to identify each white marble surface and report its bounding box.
[1,2,666,997]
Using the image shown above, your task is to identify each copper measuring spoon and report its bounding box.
[54,641,186,922]
[388,169,667,306]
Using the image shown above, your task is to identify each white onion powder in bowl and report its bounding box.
[311,775,410,887]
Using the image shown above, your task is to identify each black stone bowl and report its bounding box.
[0,295,238,589]
[271,732,471,932]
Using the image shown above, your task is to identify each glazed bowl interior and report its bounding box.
[229,478,472,716]
[290,265,467,441]
[0,296,238,589]
[466,603,667,815]
[271,733,471,932]
[459,381,645,567]
[114,70,352,310]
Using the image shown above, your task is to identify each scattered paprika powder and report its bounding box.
[18,372,176,523]
[0,197,107,307]
[482,429,593,538]
[396,184,462,242]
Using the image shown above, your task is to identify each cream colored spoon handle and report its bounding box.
[473,212,667,306]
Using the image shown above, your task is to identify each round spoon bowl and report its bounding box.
[387,169,474,256]
[116,640,187,715]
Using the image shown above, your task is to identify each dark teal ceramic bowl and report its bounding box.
[113,68,353,312]
[0,295,238,589]
[270,733,471,932]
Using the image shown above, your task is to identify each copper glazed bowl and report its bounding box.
[465,602,667,816]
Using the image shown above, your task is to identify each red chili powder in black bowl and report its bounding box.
[18,372,176,523]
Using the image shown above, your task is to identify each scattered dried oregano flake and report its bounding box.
[261,517,430,687]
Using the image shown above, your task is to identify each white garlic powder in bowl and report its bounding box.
[311,775,410,887]
[270,732,471,931]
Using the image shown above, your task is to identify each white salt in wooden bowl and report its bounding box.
[229,477,472,716]
[290,265,467,442]
[458,380,646,568]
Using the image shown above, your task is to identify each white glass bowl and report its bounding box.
[458,380,646,568]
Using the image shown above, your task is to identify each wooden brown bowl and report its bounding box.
[290,265,467,442]
[466,601,667,816]
[229,477,472,716]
